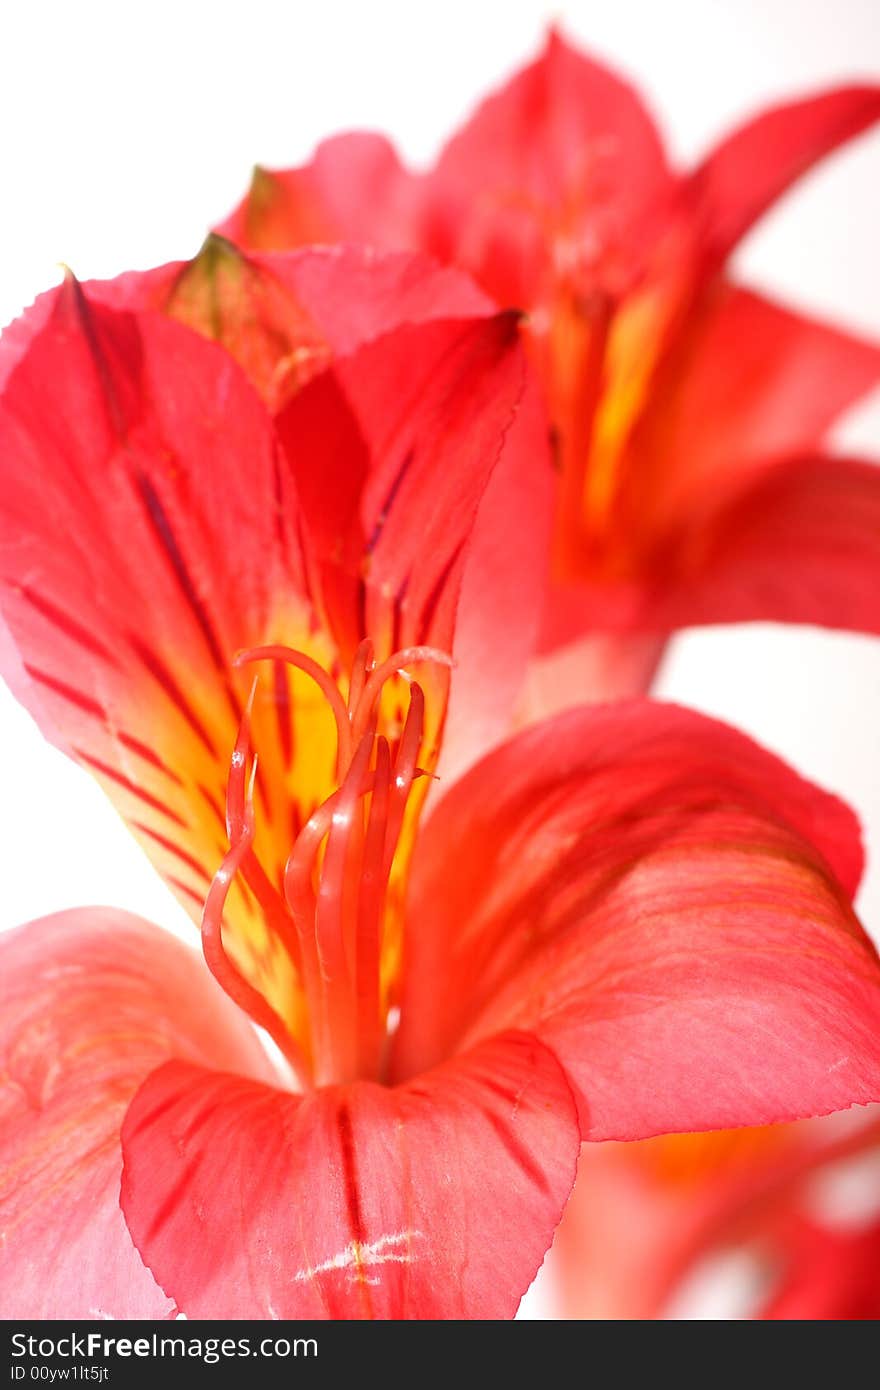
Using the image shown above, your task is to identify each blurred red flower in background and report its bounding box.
[219,30,880,704]
[551,1107,880,1319]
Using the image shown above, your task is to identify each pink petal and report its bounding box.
[0,908,273,1319]
[120,1031,579,1319]
[216,133,421,253]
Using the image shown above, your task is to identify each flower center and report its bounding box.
[199,640,450,1089]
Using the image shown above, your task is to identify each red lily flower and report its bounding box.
[551,1108,880,1319]
[3,269,880,1319]
[218,30,880,702]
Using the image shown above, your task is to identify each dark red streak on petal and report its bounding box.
[271,444,299,561]
[198,783,228,832]
[355,576,368,646]
[132,470,227,675]
[273,660,293,769]
[24,663,105,718]
[417,539,465,643]
[131,471,244,728]
[335,1100,374,1318]
[140,1153,206,1249]
[166,875,211,910]
[64,275,130,440]
[74,749,188,829]
[129,636,218,758]
[16,584,118,663]
[366,448,415,556]
[484,1110,553,1196]
[114,737,184,785]
[130,822,211,883]
[122,1088,185,1143]
[23,664,183,784]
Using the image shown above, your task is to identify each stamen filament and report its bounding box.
[202,764,311,1091]
[235,644,353,773]
[312,734,374,1084]
[284,739,376,1085]
[383,682,425,880]
[352,646,453,744]
[356,735,392,1079]
[225,677,301,966]
[347,639,374,718]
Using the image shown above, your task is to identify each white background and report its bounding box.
[0,0,878,947]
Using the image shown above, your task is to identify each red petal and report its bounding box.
[625,284,880,535]
[275,310,529,657]
[425,30,671,307]
[0,278,320,1014]
[0,276,306,763]
[686,84,880,264]
[87,242,492,411]
[86,245,535,768]
[216,133,421,253]
[0,908,272,1319]
[87,254,535,733]
[393,702,880,1139]
[520,630,667,718]
[654,454,880,632]
[440,373,554,783]
[120,1031,578,1319]
[258,245,490,351]
[0,280,535,1015]
[216,33,671,311]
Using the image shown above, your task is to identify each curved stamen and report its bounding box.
[314,733,374,1084]
[202,758,311,1090]
[225,675,258,843]
[235,644,353,772]
[224,677,300,965]
[283,736,375,1084]
[352,645,453,744]
[357,735,392,1079]
[347,638,374,718]
[383,682,425,880]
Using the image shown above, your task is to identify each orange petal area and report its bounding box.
[629,1124,793,1188]
[160,618,345,1047]
[536,242,691,582]
[29,601,348,1052]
